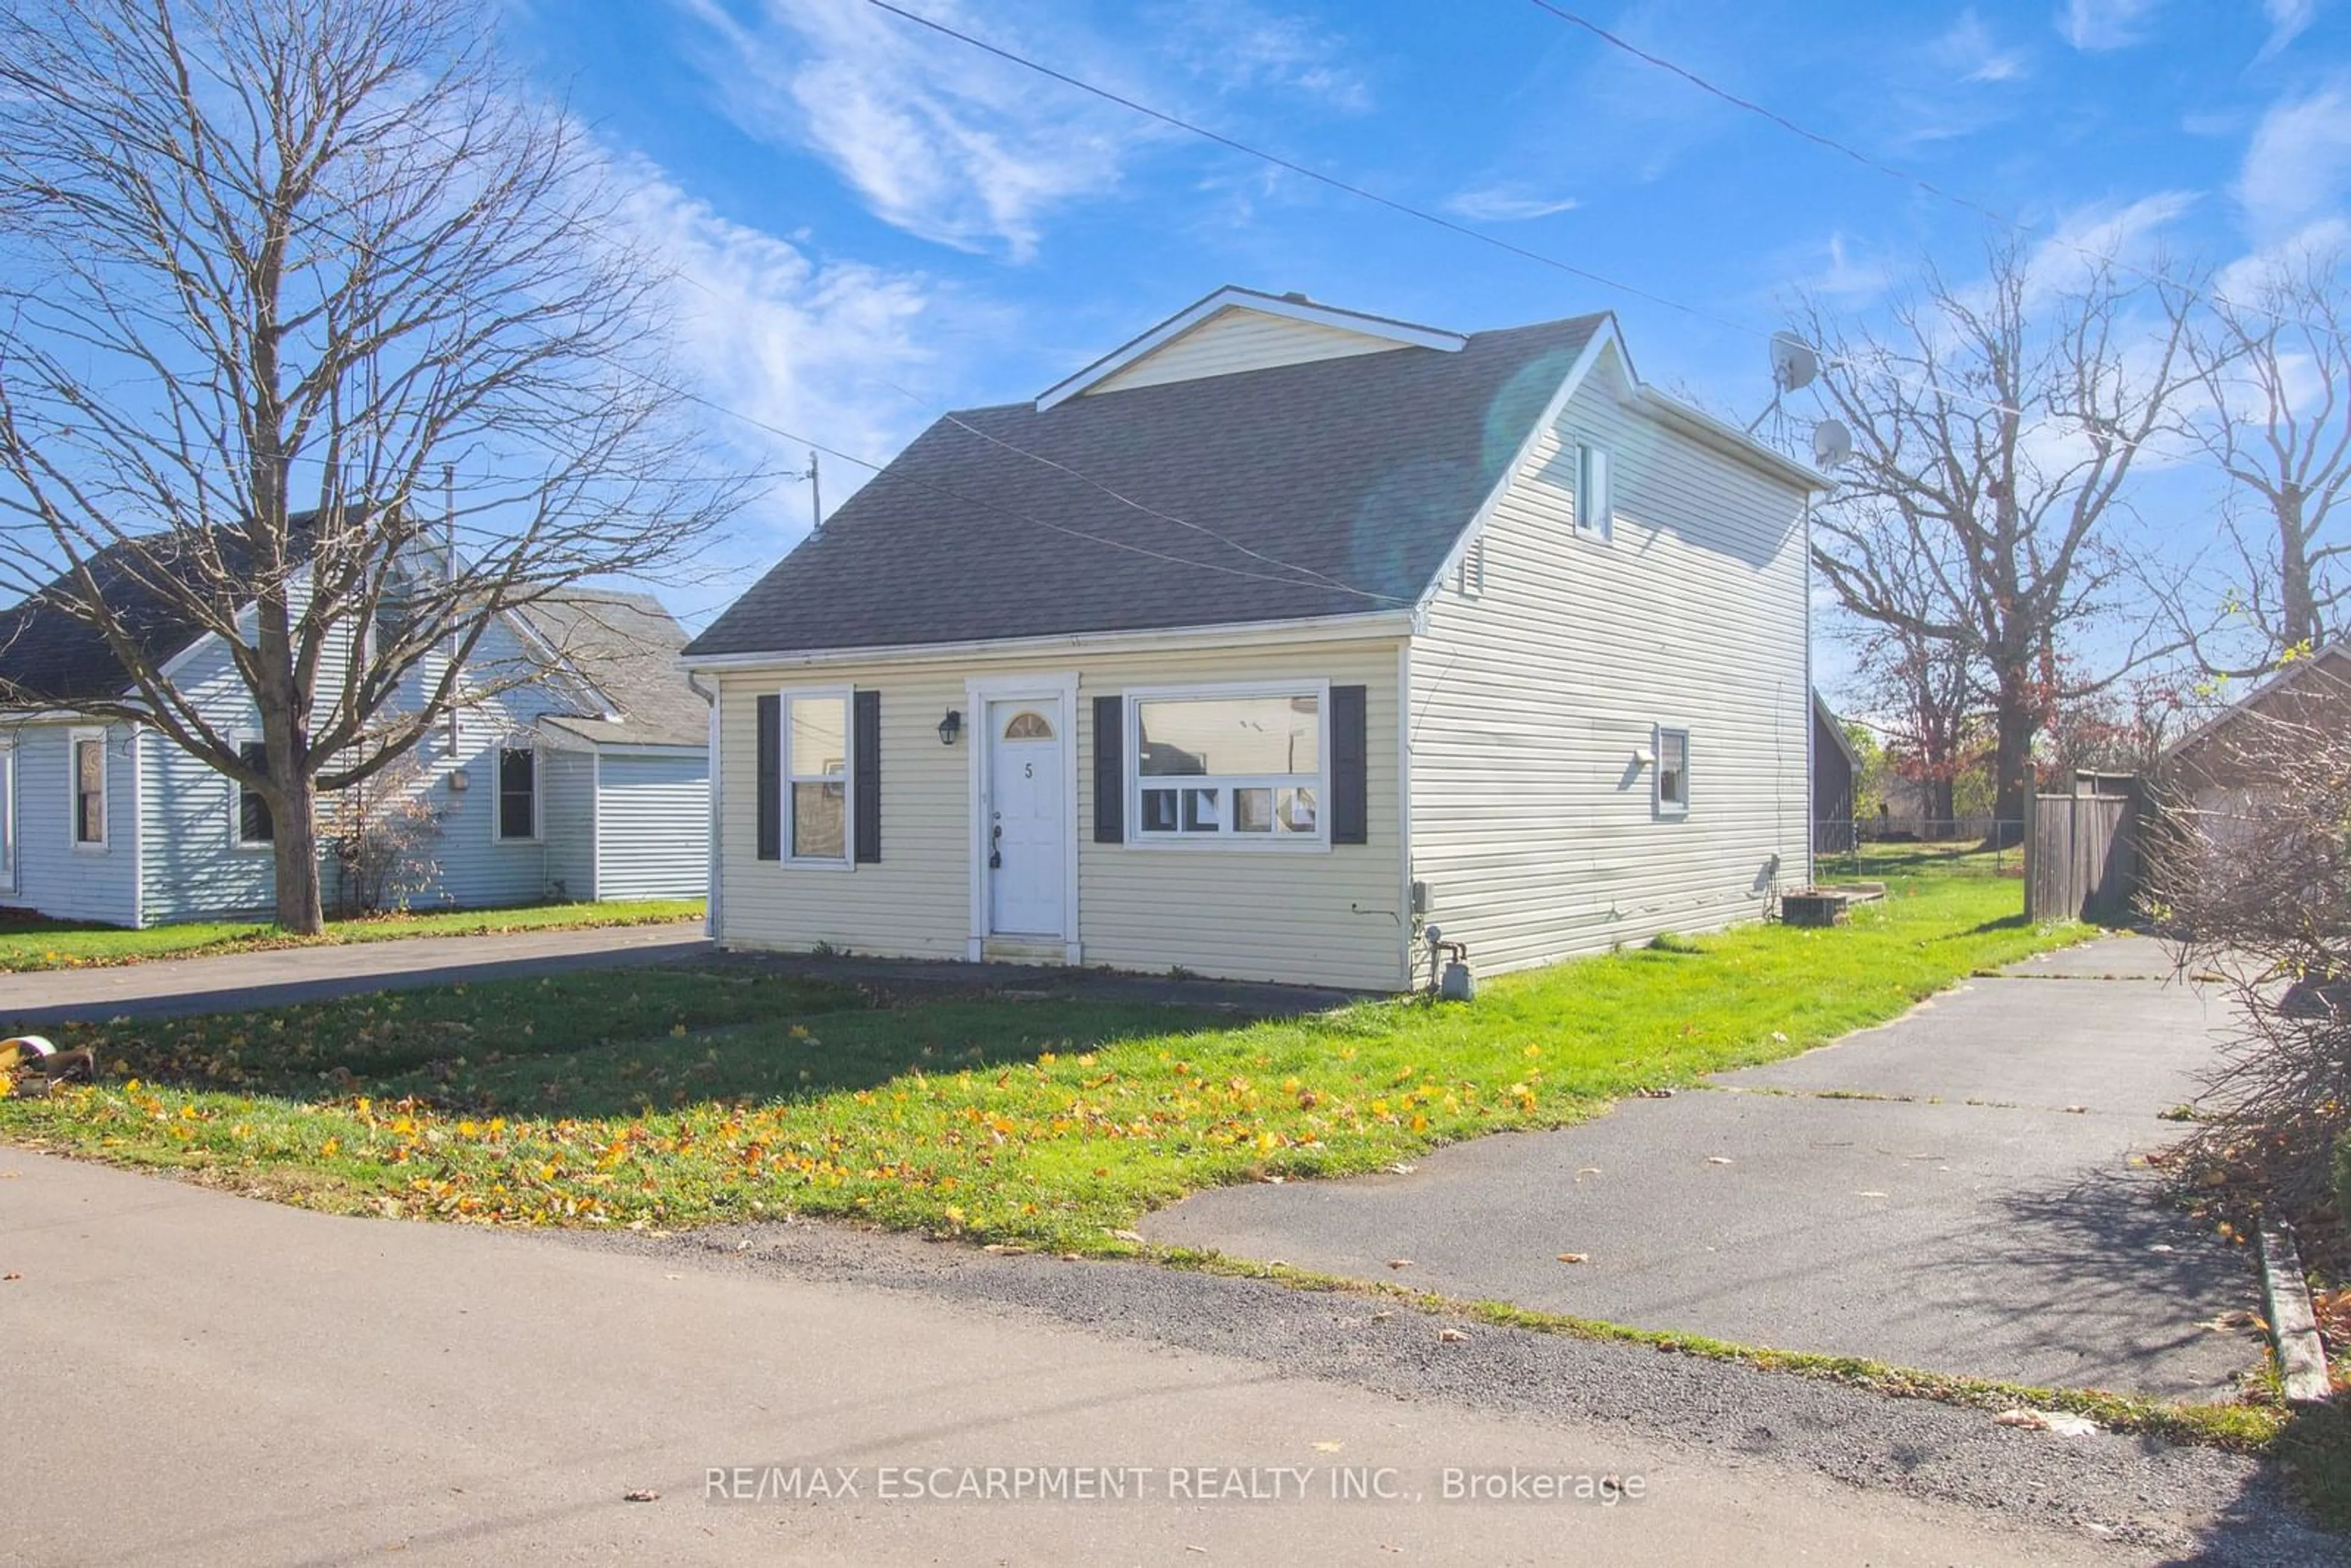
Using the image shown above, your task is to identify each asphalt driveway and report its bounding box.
[0,923,711,1027]
[1143,936,2264,1400]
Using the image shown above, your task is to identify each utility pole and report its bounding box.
[807,450,822,537]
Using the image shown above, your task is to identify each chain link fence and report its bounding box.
[1812,820,2025,882]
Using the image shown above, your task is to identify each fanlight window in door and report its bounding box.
[1002,711,1054,741]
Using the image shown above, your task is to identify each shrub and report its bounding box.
[2144,705,2351,1213]
[321,753,445,917]
[2335,1131,2350,1231]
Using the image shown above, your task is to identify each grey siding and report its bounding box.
[0,721,143,926]
[5,580,705,925]
[139,632,282,923]
[593,752,710,900]
[539,748,599,903]
[1407,339,1815,973]
[392,615,579,910]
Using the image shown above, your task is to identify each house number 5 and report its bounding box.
[1024,762,1034,778]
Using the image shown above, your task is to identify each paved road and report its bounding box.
[0,1152,2170,1568]
[0,923,711,1027]
[1145,936,2262,1398]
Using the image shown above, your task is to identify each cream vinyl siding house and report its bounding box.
[689,287,1820,991]
[1411,334,1815,973]
[708,631,1409,989]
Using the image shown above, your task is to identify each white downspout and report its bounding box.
[689,673,721,940]
[128,722,145,928]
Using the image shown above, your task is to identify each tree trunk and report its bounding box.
[270,767,325,936]
[2278,485,2315,651]
[1928,774,1957,827]
[1990,671,2038,841]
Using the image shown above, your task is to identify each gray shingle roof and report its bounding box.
[521,590,708,749]
[0,527,304,707]
[688,312,1605,658]
[0,533,706,749]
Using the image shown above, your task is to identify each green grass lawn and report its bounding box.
[1,874,2082,1249]
[0,899,705,972]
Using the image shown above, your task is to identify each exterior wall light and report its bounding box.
[938,708,962,746]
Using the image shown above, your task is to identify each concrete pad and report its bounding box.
[1721,976,2229,1114]
[2001,935,2190,981]
[1146,1092,2255,1398]
[0,1151,2138,1568]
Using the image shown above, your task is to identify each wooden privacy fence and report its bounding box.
[2024,785,2142,923]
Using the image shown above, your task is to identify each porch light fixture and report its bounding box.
[937,708,962,746]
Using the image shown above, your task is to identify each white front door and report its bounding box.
[987,702,1065,937]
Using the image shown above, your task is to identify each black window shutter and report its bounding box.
[1093,694,1124,844]
[1330,684,1368,845]
[853,688,881,863]
[755,694,781,861]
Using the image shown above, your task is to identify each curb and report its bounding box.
[2258,1225,2333,1406]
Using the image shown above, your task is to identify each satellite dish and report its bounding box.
[1812,418,1854,470]
[1771,331,1820,394]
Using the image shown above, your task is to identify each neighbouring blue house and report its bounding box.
[0,539,710,927]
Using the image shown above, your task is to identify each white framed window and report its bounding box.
[494,744,539,842]
[1128,681,1327,849]
[1456,535,1486,598]
[1655,726,1690,817]
[69,727,107,849]
[784,687,850,865]
[233,735,274,848]
[1576,442,1613,540]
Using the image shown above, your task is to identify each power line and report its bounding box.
[1518,0,2350,349]
[674,385,1417,606]
[871,379,1382,601]
[1521,1,2014,226]
[857,0,1743,337]
[855,0,2034,424]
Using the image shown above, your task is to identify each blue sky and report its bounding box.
[501,0,2351,643]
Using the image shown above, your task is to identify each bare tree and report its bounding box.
[1845,616,1982,825]
[0,0,737,933]
[2147,703,2351,1213]
[1796,237,2193,826]
[2165,244,2351,674]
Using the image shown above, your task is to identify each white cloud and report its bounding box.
[2020,191,2198,298]
[675,0,1153,260]
[1933,9,2028,82]
[2256,0,2317,61]
[608,156,969,541]
[1442,187,1580,222]
[673,0,1373,260]
[1806,233,1892,302]
[2237,78,2351,238]
[1145,0,1373,111]
[2057,0,2159,50]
